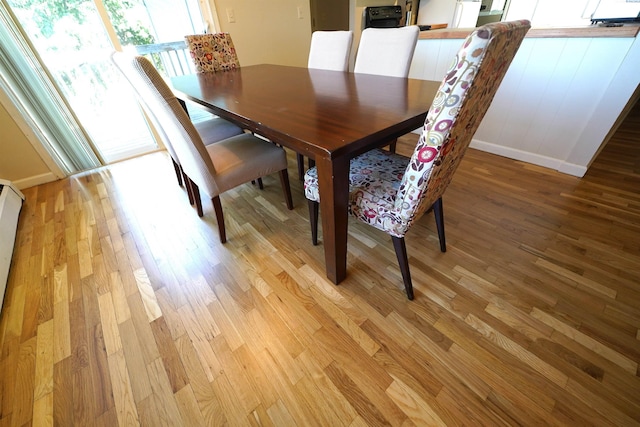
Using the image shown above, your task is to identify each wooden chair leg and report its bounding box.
[391,236,414,300]
[189,179,204,217]
[308,200,319,245]
[212,196,226,243]
[433,197,446,252]
[297,153,305,181]
[278,169,294,210]
[172,159,183,187]
[388,138,397,154]
[250,178,264,189]
[184,170,195,205]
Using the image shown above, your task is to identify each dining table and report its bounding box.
[170,64,440,285]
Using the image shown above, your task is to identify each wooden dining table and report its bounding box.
[170,64,440,285]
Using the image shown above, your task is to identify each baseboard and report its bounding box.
[470,139,585,178]
[13,172,58,190]
[556,162,587,178]
[409,132,587,177]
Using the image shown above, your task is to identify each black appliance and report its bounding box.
[590,1,640,24]
[364,6,403,29]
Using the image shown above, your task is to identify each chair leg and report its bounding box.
[433,197,446,252]
[388,138,397,154]
[297,153,305,181]
[250,178,264,189]
[278,169,294,210]
[172,159,183,187]
[183,169,194,205]
[189,179,204,217]
[212,196,226,243]
[391,236,414,300]
[308,200,319,245]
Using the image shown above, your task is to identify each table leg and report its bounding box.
[316,155,350,284]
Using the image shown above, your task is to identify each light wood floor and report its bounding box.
[1,103,639,426]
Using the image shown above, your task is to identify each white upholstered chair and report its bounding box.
[308,30,353,72]
[305,20,531,299]
[298,30,354,180]
[111,52,293,243]
[354,26,419,78]
[354,25,419,153]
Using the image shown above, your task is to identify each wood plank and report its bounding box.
[174,334,226,426]
[145,357,183,426]
[53,264,71,363]
[174,385,207,426]
[149,317,188,393]
[11,336,36,426]
[106,349,140,426]
[33,319,54,401]
[53,357,73,426]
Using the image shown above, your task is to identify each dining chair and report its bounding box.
[139,102,243,204]
[354,26,419,78]
[184,32,273,183]
[305,20,531,299]
[184,32,285,189]
[308,30,353,72]
[184,33,240,73]
[354,25,419,153]
[298,30,354,181]
[113,53,243,206]
[111,52,294,243]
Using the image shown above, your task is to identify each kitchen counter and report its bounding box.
[418,24,640,39]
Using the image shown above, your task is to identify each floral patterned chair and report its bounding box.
[184,32,271,187]
[304,20,531,300]
[185,33,240,73]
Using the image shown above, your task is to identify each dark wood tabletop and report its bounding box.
[171,64,440,284]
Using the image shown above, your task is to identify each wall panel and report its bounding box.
[410,34,638,176]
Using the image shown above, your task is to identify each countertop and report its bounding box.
[418,24,640,39]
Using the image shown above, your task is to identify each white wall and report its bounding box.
[208,0,312,67]
[409,34,640,177]
[564,33,640,171]
[505,0,599,26]
[0,88,60,188]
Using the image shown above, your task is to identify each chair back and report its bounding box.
[111,52,221,196]
[308,30,353,72]
[112,60,181,165]
[354,26,419,78]
[393,20,531,233]
[184,33,240,73]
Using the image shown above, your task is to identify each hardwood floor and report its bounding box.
[1,104,639,425]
